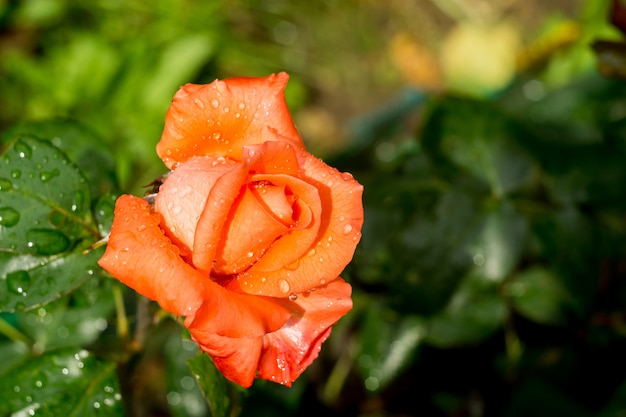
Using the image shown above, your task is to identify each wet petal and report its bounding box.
[155,155,245,255]
[97,195,205,317]
[229,151,363,296]
[213,184,291,275]
[157,72,304,168]
[257,278,353,385]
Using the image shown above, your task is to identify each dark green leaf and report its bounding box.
[358,305,425,392]
[426,272,507,347]
[14,275,115,351]
[188,353,233,417]
[0,348,124,416]
[0,245,104,312]
[422,96,535,196]
[164,326,210,417]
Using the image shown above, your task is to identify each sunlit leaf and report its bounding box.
[0,348,124,416]
[0,119,118,198]
[469,201,528,283]
[504,267,571,325]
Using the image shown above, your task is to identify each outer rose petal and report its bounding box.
[97,195,204,317]
[227,151,364,297]
[157,72,304,168]
[257,278,353,386]
[187,278,352,387]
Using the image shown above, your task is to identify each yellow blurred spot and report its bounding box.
[441,22,521,96]
[389,32,443,91]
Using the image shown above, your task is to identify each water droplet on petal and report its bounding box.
[193,98,205,109]
[289,293,298,301]
[213,132,221,140]
[343,224,353,234]
[279,279,290,293]
[11,170,21,179]
[210,98,219,108]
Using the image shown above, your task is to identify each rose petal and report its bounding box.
[213,184,291,275]
[155,156,246,256]
[190,160,249,272]
[192,335,263,388]
[257,278,353,386]
[243,140,300,176]
[157,72,304,168]
[97,195,205,317]
[228,151,363,296]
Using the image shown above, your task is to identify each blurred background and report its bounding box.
[2,0,626,416]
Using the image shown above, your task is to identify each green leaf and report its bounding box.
[164,325,210,417]
[0,119,118,198]
[358,305,425,392]
[0,245,104,312]
[422,96,535,196]
[0,136,104,312]
[187,353,234,417]
[14,275,115,352]
[0,348,124,416]
[504,266,571,325]
[426,272,507,347]
[469,200,528,282]
[0,136,97,255]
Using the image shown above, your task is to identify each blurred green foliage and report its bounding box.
[2,0,626,416]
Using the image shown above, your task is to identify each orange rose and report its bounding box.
[98,73,363,387]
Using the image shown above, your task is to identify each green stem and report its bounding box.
[113,283,129,343]
[0,316,32,346]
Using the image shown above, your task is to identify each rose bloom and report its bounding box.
[98,73,363,387]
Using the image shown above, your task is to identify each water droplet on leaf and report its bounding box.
[14,141,32,159]
[25,229,70,255]
[0,207,20,227]
[6,270,31,296]
[0,178,12,191]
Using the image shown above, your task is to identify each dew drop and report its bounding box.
[0,178,12,191]
[279,279,290,293]
[0,207,20,227]
[25,229,71,255]
[341,172,354,181]
[6,270,31,296]
[193,98,205,109]
[210,98,219,108]
[212,132,221,140]
[246,251,254,258]
[238,102,246,109]
[320,278,327,285]
[14,141,32,159]
[223,106,230,113]
[137,224,146,232]
[289,293,298,301]
[40,169,60,183]
[343,224,353,234]
[11,170,21,179]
